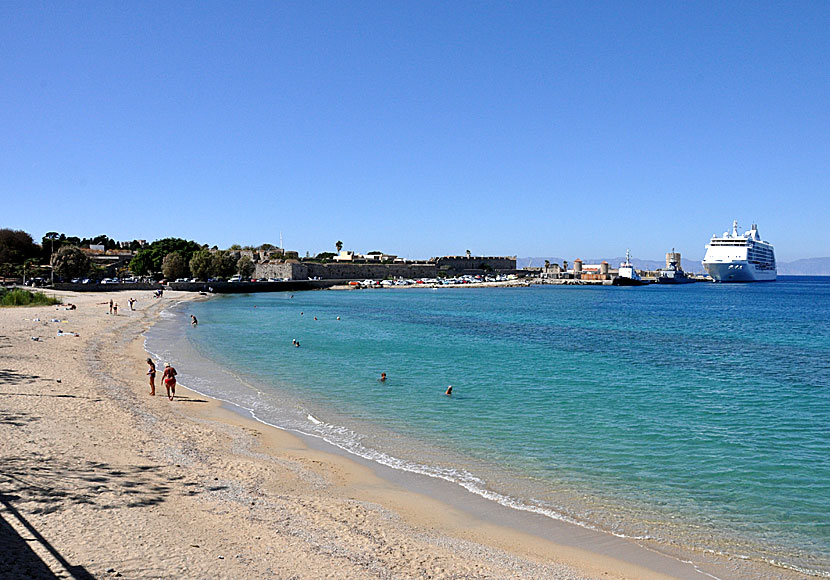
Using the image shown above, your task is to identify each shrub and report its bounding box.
[0,288,62,307]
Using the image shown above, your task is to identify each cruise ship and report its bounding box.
[702,220,776,282]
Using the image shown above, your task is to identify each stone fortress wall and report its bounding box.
[255,261,438,280]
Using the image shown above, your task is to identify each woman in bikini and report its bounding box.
[162,363,177,401]
[146,358,156,396]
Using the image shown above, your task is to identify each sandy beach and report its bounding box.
[1,289,750,579]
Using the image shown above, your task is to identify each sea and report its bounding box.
[145,277,830,578]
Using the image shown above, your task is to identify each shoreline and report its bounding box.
[0,289,810,579]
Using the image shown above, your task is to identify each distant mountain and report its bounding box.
[778,258,830,276]
[521,256,830,276]
[521,256,705,274]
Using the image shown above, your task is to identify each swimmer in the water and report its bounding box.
[445,385,453,396]
[379,372,387,382]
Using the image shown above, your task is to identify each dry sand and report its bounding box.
[0,289,735,579]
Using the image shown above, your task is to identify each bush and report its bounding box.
[0,288,62,307]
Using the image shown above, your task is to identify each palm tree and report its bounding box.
[336,240,343,253]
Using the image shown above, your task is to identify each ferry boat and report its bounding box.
[702,221,776,282]
[612,250,648,286]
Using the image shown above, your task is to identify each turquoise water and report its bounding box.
[148,278,830,576]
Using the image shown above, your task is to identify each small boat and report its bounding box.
[612,249,649,286]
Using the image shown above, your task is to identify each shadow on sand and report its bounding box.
[171,396,209,403]
[0,454,189,579]
[0,494,95,579]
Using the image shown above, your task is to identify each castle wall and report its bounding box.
[255,262,437,280]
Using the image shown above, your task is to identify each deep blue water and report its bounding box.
[147,277,830,576]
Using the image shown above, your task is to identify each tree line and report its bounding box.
[0,228,260,282]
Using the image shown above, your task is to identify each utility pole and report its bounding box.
[45,232,60,286]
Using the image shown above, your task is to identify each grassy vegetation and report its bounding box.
[0,288,62,307]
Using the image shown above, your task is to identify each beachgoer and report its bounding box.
[336,316,340,320]
[162,363,177,401]
[445,385,453,396]
[314,316,317,320]
[113,303,118,315]
[295,340,300,348]
[108,299,113,314]
[129,297,136,310]
[380,372,387,382]
[191,315,198,326]
[146,358,156,396]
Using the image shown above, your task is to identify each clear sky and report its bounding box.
[2,2,828,261]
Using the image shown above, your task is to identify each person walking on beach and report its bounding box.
[113,302,118,316]
[129,297,136,311]
[146,358,156,396]
[162,363,177,401]
[108,299,113,314]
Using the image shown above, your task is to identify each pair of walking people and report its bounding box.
[146,359,177,400]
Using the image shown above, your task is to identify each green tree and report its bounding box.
[0,229,40,268]
[129,249,155,276]
[211,251,237,278]
[259,243,274,252]
[51,246,91,280]
[237,255,255,278]
[228,244,242,251]
[162,252,189,280]
[314,252,336,261]
[335,240,343,253]
[189,250,213,280]
[128,238,201,276]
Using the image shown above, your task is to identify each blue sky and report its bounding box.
[2,2,828,261]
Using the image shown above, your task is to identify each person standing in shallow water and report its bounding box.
[146,358,156,396]
[190,315,198,326]
[162,363,177,401]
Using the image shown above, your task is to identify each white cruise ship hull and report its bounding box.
[703,261,777,282]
